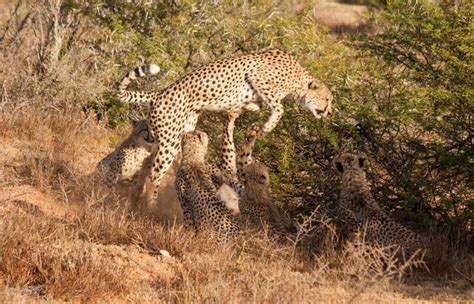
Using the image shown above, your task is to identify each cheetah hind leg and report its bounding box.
[149,135,182,204]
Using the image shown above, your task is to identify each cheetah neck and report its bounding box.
[243,183,271,206]
[340,172,370,195]
[340,172,381,214]
[181,150,206,164]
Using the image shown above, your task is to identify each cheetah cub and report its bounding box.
[175,130,239,242]
[334,153,426,261]
[95,119,155,204]
[236,123,296,236]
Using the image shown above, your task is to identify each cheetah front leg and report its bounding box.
[220,109,241,177]
[175,177,197,230]
[246,77,285,134]
[237,122,260,177]
[261,102,284,133]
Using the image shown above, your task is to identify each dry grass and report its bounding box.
[311,0,373,35]
[0,103,471,302]
[0,207,132,300]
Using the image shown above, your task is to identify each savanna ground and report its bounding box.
[0,0,472,302]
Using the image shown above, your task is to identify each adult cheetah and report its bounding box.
[118,49,333,203]
[333,153,426,260]
[175,130,240,242]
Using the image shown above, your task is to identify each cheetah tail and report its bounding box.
[117,64,160,95]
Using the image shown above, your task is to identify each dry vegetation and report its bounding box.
[0,0,472,302]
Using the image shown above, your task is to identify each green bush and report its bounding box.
[11,0,469,230]
[83,0,472,229]
[346,0,473,227]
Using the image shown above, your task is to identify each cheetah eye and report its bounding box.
[335,162,344,173]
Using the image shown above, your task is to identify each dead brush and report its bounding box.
[291,205,340,260]
[18,141,76,191]
[339,231,427,282]
[69,198,201,258]
[424,224,473,282]
[156,231,322,303]
[1,105,110,191]
[0,206,132,301]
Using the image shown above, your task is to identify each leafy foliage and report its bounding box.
[5,0,469,229]
[80,0,472,229]
[347,0,473,226]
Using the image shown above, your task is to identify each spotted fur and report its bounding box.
[334,153,425,260]
[95,119,155,198]
[175,130,240,242]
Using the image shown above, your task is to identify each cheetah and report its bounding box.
[95,119,155,203]
[237,123,296,235]
[214,110,243,216]
[175,130,240,241]
[333,153,426,261]
[96,119,241,216]
[118,49,333,203]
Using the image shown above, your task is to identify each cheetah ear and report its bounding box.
[198,132,207,145]
[259,174,268,184]
[128,117,142,128]
[308,78,323,89]
[335,161,344,174]
[358,157,366,169]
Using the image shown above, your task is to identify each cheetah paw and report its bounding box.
[247,123,261,138]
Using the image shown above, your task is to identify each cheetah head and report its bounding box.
[130,119,156,152]
[301,79,333,119]
[333,153,366,176]
[181,130,209,159]
[95,119,156,185]
[241,162,270,187]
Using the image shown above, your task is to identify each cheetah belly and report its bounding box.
[202,83,259,112]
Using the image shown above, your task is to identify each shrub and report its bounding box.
[344,0,473,227]
[79,0,472,230]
